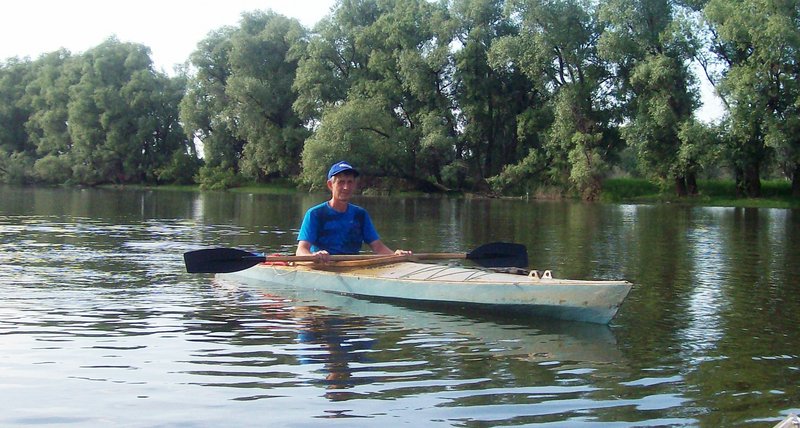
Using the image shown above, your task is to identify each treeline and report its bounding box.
[1,0,799,199]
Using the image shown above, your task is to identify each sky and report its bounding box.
[0,0,723,122]
[0,0,336,73]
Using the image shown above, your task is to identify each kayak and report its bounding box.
[215,273,625,362]
[217,260,632,324]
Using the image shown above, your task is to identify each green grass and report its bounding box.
[100,177,797,209]
[230,180,300,195]
[100,180,303,194]
[97,183,199,192]
[601,178,798,209]
[600,178,661,200]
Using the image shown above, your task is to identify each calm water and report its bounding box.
[1,185,798,427]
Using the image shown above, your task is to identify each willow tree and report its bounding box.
[22,50,79,183]
[227,11,309,179]
[719,0,800,197]
[490,0,621,199]
[701,0,793,197]
[182,12,309,187]
[294,0,458,189]
[292,0,387,187]
[65,38,189,185]
[181,27,245,188]
[451,0,541,189]
[0,58,35,183]
[599,0,700,196]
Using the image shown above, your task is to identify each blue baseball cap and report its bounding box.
[327,161,360,180]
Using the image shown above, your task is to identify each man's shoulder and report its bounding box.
[347,203,366,212]
[347,204,371,218]
[306,201,330,214]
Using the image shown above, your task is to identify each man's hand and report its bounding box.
[312,250,331,264]
[297,240,330,263]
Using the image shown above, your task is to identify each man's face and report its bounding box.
[328,172,358,203]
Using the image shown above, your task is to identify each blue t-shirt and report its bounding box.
[297,202,380,254]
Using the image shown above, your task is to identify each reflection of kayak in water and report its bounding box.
[773,414,799,428]
[217,261,632,324]
[215,275,623,364]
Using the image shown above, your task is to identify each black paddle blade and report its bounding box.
[466,242,528,268]
[183,248,264,273]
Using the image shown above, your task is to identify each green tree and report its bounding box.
[0,58,35,183]
[180,27,243,188]
[740,0,800,197]
[182,12,308,188]
[23,50,80,183]
[301,97,408,187]
[599,0,700,196]
[490,0,621,199]
[701,0,791,198]
[294,0,458,189]
[146,70,197,184]
[0,58,34,154]
[67,37,186,185]
[452,0,540,189]
[292,0,381,123]
[227,11,310,180]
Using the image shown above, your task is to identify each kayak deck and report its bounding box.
[218,261,632,324]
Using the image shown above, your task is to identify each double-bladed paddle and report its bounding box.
[183,242,528,274]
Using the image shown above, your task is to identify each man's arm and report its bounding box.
[297,240,330,263]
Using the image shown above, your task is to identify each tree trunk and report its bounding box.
[743,162,761,198]
[674,175,688,197]
[734,166,745,198]
[582,176,602,201]
[686,171,698,196]
[792,162,800,198]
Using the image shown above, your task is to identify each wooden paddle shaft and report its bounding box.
[264,253,467,263]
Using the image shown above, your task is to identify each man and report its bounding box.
[296,160,411,263]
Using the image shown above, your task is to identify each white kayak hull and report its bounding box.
[218,261,632,324]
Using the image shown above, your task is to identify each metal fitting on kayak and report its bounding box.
[529,270,552,280]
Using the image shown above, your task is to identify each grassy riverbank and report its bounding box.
[600,178,799,209]
[103,178,798,209]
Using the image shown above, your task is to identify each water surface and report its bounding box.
[1,186,798,426]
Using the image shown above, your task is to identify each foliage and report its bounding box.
[0,38,191,186]
[487,0,624,199]
[65,38,188,185]
[601,177,797,208]
[225,11,310,179]
[33,154,73,184]
[23,50,79,183]
[299,97,406,189]
[0,151,34,184]
[181,12,310,183]
[294,0,460,188]
[0,58,35,156]
[156,149,203,185]
[452,0,537,185]
[0,0,799,202]
[600,177,661,200]
[699,0,800,197]
[196,164,242,190]
[179,27,242,171]
[598,0,700,197]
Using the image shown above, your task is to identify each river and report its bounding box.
[1,185,798,427]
